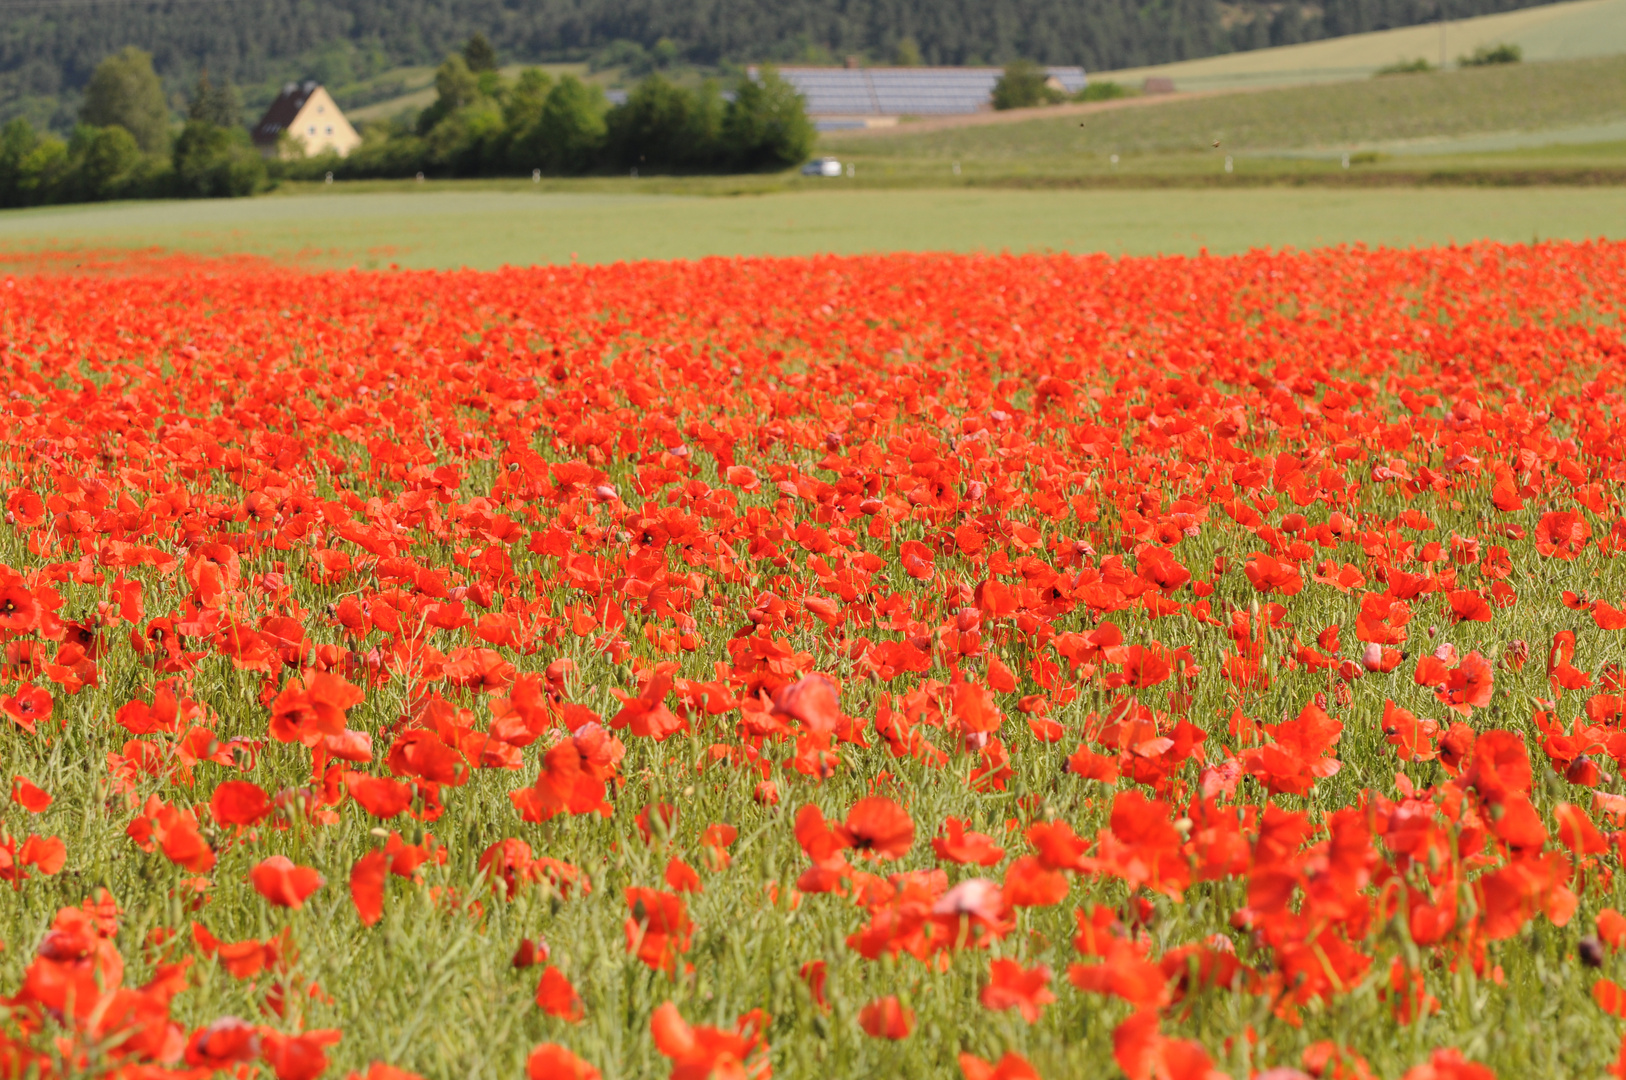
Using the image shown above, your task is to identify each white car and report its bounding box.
[801,157,842,177]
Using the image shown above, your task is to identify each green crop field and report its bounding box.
[822,55,1626,183]
[0,187,1624,270]
[1095,0,1626,91]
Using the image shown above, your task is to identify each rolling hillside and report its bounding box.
[821,52,1626,179]
[0,0,1581,133]
[1095,0,1626,90]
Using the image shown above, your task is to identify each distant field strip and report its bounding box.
[2,189,1626,267]
[1094,0,1626,90]
[825,55,1626,161]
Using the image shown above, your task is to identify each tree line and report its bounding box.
[0,0,1566,131]
[0,48,267,208]
[289,42,813,182]
[0,39,816,207]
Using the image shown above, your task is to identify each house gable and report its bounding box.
[252,82,361,160]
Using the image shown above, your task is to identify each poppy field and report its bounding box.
[3,240,1626,1080]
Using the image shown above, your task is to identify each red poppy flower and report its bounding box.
[1437,651,1494,715]
[350,851,389,926]
[260,1028,342,1080]
[184,1017,261,1068]
[833,796,914,859]
[1002,856,1069,908]
[650,1001,769,1078]
[980,959,1055,1022]
[932,817,1005,866]
[858,995,913,1039]
[11,776,51,813]
[660,855,700,892]
[527,1043,601,1080]
[771,673,844,736]
[959,1051,1043,1080]
[269,670,364,747]
[0,584,40,632]
[624,887,693,972]
[345,773,414,819]
[250,855,324,909]
[161,814,216,873]
[350,1065,428,1080]
[799,960,828,1009]
[210,780,270,826]
[1400,1047,1497,1080]
[2,683,52,733]
[535,965,585,1022]
[1534,511,1590,559]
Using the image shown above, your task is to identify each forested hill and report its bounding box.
[0,0,1566,128]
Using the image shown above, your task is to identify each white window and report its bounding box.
[317,105,326,113]
[308,125,316,135]
[325,126,333,136]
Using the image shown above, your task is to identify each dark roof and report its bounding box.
[754,66,1087,116]
[252,80,321,146]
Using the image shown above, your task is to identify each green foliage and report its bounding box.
[417,55,483,134]
[424,97,507,173]
[69,123,152,199]
[590,40,652,74]
[1076,80,1131,102]
[992,60,1064,110]
[0,119,68,205]
[171,119,268,197]
[463,33,499,73]
[721,66,815,170]
[79,46,171,154]
[304,40,392,92]
[893,37,924,67]
[281,50,811,181]
[605,75,724,171]
[498,67,554,162]
[1461,42,1523,66]
[509,75,608,174]
[1375,57,1434,75]
[0,116,176,206]
[651,38,682,69]
[589,37,680,77]
[188,72,243,130]
[327,120,429,178]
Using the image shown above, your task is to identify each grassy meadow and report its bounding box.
[1093,0,1626,90]
[822,54,1626,183]
[0,187,1624,269]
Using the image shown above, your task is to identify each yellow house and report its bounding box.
[251,81,361,159]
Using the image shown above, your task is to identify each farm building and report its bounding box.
[761,64,1087,130]
[252,82,361,159]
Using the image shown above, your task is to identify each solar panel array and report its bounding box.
[767,67,1087,116]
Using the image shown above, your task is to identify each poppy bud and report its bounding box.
[1581,936,1605,968]
[512,938,549,967]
